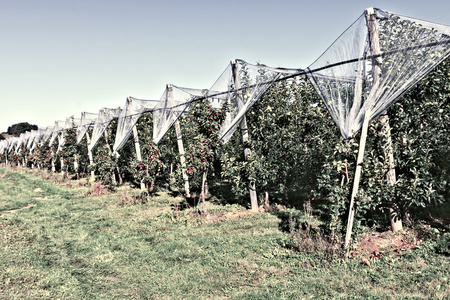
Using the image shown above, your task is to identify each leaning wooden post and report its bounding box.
[231,60,258,211]
[344,109,371,249]
[85,131,95,182]
[167,84,191,197]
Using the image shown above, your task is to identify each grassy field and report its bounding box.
[0,167,449,299]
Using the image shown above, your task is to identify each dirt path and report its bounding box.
[0,203,36,217]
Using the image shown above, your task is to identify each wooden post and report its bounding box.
[366,7,402,232]
[132,124,145,191]
[345,8,382,248]
[85,131,95,182]
[344,109,371,249]
[167,84,191,198]
[231,60,258,211]
[51,146,56,173]
[59,134,65,176]
[103,129,117,186]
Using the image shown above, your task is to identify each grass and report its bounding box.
[0,167,449,299]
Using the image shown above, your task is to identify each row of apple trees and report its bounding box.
[1,58,448,238]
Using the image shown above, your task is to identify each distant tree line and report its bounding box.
[7,122,38,137]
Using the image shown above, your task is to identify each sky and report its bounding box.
[1,0,449,133]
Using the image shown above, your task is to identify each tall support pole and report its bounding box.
[365,7,402,232]
[167,84,190,198]
[132,124,146,191]
[345,8,379,248]
[104,129,117,186]
[366,7,401,231]
[59,134,65,176]
[231,60,258,211]
[51,145,56,172]
[345,8,402,248]
[85,131,95,182]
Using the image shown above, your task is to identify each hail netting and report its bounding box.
[88,107,121,152]
[306,8,450,140]
[207,59,300,143]
[43,127,54,143]
[26,130,38,150]
[112,97,158,153]
[153,85,206,144]
[77,112,98,144]
[49,121,63,147]
[16,132,29,152]
[9,137,18,153]
[30,128,47,152]
[0,140,6,154]
[58,117,80,152]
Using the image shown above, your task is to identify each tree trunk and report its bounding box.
[201,170,208,214]
[116,167,123,185]
[379,111,403,232]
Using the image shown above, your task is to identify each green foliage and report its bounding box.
[58,128,80,175]
[131,142,164,192]
[90,144,118,190]
[184,98,228,190]
[389,58,450,209]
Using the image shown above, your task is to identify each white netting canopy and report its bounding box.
[112,97,158,153]
[17,132,30,150]
[58,117,80,151]
[206,59,300,143]
[30,128,46,152]
[153,85,206,144]
[42,126,54,143]
[26,130,38,150]
[49,121,63,147]
[0,140,7,154]
[306,8,450,140]
[9,137,19,154]
[88,107,121,152]
[77,112,98,144]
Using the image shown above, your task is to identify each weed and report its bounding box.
[116,190,147,206]
[86,181,110,197]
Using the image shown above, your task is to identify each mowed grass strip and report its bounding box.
[0,167,448,299]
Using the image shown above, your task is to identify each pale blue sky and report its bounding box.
[1,0,449,132]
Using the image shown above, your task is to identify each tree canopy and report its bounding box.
[7,122,38,137]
